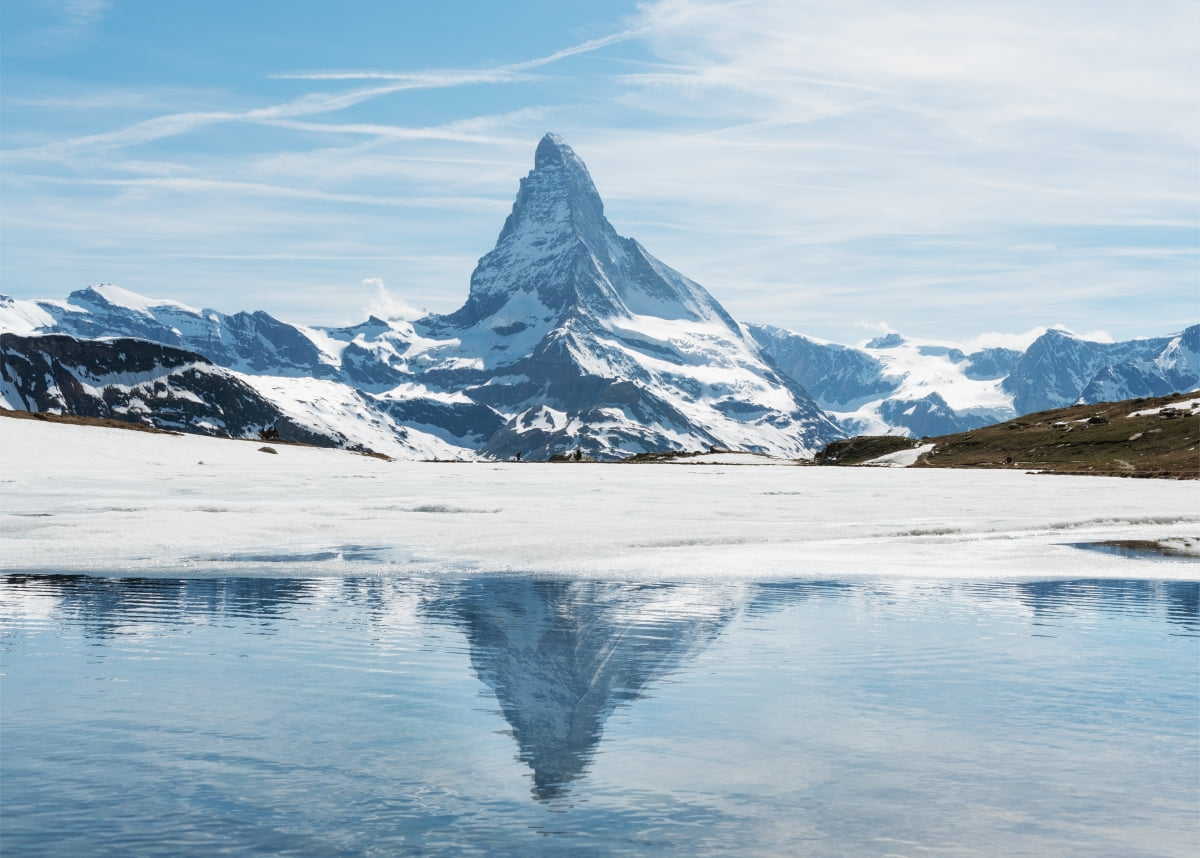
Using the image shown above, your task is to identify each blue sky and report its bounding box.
[2,0,1196,344]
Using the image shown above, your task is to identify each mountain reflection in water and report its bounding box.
[425,579,747,800]
[3,573,1197,816]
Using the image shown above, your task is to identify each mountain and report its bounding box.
[0,286,334,378]
[404,133,841,459]
[1003,325,1200,414]
[1,134,1196,454]
[0,134,842,460]
[0,332,339,445]
[752,323,1199,438]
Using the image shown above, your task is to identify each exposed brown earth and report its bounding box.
[912,391,1198,478]
[0,407,181,435]
[813,392,1198,478]
[813,392,1200,478]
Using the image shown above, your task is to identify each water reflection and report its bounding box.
[3,572,1199,857]
[425,579,745,800]
[3,573,1198,808]
[0,574,322,639]
[1003,578,1199,635]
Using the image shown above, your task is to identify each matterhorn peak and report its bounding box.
[433,133,744,336]
[493,132,606,248]
[534,132,589,173]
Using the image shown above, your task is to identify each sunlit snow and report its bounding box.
[1127,397,1200,418]
[2,418,1195,580]
[859,443,936,468]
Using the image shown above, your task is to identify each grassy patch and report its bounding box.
[915,392,1198,479]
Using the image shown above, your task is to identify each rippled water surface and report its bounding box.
[2,575,1197,857]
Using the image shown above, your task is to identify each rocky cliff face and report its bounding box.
[1003,325,1200,414]
[0,333,338,445]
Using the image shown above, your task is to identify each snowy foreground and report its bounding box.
[2,418,1197,580]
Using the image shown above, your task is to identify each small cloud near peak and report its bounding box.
[364,278,423,321]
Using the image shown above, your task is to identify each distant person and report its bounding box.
[514,451,522,462]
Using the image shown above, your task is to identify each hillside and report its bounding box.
[819,392,1198,478]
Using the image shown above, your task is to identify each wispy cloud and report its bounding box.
[273,28,645,81]
[8,0,110,54]
[27,174,510,210]
[550,0,1199,336]
[2,1,1194,340]
[257,108,546,144]
[6,82,476,160]
[5,25,637,161]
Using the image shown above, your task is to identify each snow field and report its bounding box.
[859,443,936,468]
[1,417,1197,579]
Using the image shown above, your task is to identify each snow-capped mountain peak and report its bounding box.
[406,133,840,458]
[500,132,607,242]
[71,283,201,317]
[431,133,741,342]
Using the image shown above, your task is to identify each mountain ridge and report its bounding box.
[2,134,1196,457]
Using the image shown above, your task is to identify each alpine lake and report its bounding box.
[2,572,1197,857]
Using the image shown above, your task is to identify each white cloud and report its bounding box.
[30,175,507,211]
[11,0,110,54]
[856,321,896,335]
[273,28,645,81]
[364,278,423,321]
[3,1,1194,342]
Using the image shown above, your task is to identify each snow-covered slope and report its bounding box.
[753,324,1199,438]
[0,332,332,444]
[238,374,477,460]
[0,332,474,458]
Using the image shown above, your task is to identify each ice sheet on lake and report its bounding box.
[1,417,1197,579]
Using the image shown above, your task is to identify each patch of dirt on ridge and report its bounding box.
[621,450,714,463]
[1,407,370,455]
[0,407,181,435]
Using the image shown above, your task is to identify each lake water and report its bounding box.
[2,574,1197,857]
